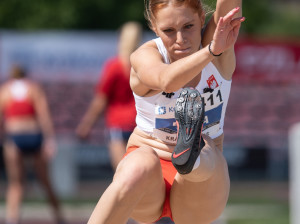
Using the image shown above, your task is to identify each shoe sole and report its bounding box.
[171,88,205,174]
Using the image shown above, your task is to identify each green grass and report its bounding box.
[225,181,289,224]
[0,180,290,224]
[229,220,288,224]
[226,203,289,224]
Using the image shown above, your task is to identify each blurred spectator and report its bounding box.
[0,65,65,224]
[76,21,143,170]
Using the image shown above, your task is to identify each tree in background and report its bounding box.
[0,0,145,30]
[0,0,299,36]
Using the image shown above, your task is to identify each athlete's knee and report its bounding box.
[126,147,160,182]
[114,146,161,193]
[182,137,218,182]
[8,181,24,194]
[8,174,25,186]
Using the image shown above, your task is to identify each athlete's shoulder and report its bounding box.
[141,39,157,49]
[0,82,8,98]
[0,80,9,90]
[133,39,157,56]
[131,39,162,65]
[22,79,38,89]
[23,80,45,97]
[104,56,121,67]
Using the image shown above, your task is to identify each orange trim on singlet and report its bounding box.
[124,146,177,221]
[4,100,36,119]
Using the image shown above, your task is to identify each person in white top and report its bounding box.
[87,0,244,223]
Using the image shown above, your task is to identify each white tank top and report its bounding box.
[134,38,232,144]
[10,80,29,101]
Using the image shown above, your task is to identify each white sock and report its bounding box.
[192,155,200,170]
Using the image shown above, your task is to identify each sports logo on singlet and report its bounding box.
[202,80,223,137]
[207,75,219,89]
[153,97,177,144]
[152,77,224,142]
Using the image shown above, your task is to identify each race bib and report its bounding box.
[153,98,177,144]
[152,86,224,142]
[201,86,223,137]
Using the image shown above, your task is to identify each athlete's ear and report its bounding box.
[150,22,159,37]
[201,10,206,28]
[152,27,159,37]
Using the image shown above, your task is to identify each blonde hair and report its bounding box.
[118,21,143,57]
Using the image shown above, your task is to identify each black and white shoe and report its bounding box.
[171,88,205,174]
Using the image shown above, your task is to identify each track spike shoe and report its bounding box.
[172,87,205,174]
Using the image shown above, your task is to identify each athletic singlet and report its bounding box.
[4,80,36,119]
[133,38,232,144]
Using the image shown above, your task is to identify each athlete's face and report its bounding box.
[153,4,204,62]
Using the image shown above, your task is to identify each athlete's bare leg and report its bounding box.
[171,135,230,224]
[87,146,165,224]
[108,140,127,170]
[33,152,64,223]
[3,142,25,224]
[109,140,149,224]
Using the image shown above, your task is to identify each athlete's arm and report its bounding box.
[76,59,117,138]
[215,0,243,27]
[203,0,242,46]
[32,83,56,159]
[0,86,4,123]
[76,94,107,139]
[130,40,215,95]
[32,84,54,139]
[203,0,244,80]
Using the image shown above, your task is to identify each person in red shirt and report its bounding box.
[76,21,142,170]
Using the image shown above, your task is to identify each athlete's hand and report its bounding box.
[210,7,245,55]
[75,124,90,140]
[43,138,57,160]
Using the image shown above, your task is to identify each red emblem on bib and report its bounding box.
[207,75,219,89]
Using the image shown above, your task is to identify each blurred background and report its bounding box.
[0,0,299,223]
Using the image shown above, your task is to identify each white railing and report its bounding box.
[289,122,300,224]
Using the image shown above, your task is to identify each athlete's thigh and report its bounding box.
[108,139,126,167]
[117,146,166,223]
[170,151,230,224]
[33,153,51,185]
[3,141,25,183]
[131,177,165,223]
